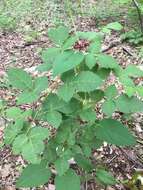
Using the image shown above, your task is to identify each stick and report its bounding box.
[118,147,143,168]
[102,40,121,52]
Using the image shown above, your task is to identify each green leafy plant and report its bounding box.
[121,30,143,44]
[114,0,143,32]
[24,29,42,43]
[101,21,123,34]
[0,14,16,31]
[2,25,143,189]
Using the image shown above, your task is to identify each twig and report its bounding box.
[102,42,135,57]
[137,139,143,145]
[122,47,134,56]
[66,0,77,35]
[13,40,48,48]
[102,40,121,52]
[106,155,118,164]
[118,147,143,168]
[1,150,12,162]
[85,180,88,190]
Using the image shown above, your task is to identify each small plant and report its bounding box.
[125,170,143,189]
[0,14,16,31]
[121,30,143,44]
[101,21,123,33]
[24,29,41,43]
[2,26,143,189]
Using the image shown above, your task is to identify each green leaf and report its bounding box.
[101,27,111,34]
[38,48,60,72]
[89,90,104,102]
[63,36,78,50]
[119,74,135,87]
[77,31,102,41]
[60,71,103,101]
[55,123,72,144]
[74,71,103,92]
[102,100,116,116]
[7,68,33,90]
[96,68,111,80]
[55,169,80,190]
[75,154,93,172]
[123,65,143,77]
[15,127,49,163]
[115,95,143,113]
[55,120,79,146]
[79,108,96,123]
[48,26,69,45]
[29,127,49,141]
[124,86,136,97]
[78,90,104,104]
[16,164,51,187]
[96,119,136,146]
[22,139,44,163]
[67,132,76,146]
[17,91,39,104]
[12,134,28,154]
[136,86,143,97]
[61,70,75,83]
[104,85,118,99]
[53,50,84,76]
[88,41,101,54]
[41,47,60,64]
[98,54,119,69]
[57,83,75,102]
[17,77,48,104]
[46,111,62,128]
[106,22,123,31]
[42,94,68,112]
[94,138,103,149]
[71,145,83,155]
[4,120,24,145]
[81,144,92,157]
[6,107,22,119]
[43,143,57,163]
[96,169,116,185]
[85,53,97,69]
[55,157,69,176]
[33,76,48,94]
[21,109,32,119]
[22,127,49,164]
[37,63,52,72]
[43,94,81,115]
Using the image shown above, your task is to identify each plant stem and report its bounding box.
[78,0,84,16]
[66,0,77,34]
[132,0,143,33]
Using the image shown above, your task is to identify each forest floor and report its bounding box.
[0,17,143,190]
